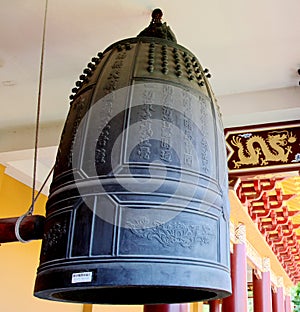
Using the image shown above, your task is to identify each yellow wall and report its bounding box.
[0,165,143,312]
[0,165,82,311]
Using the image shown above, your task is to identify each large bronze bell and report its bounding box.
[34,9,231,304]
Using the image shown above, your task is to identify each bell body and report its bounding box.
[34,35,231,304]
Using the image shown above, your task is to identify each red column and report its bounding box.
[272,282,285,312]
[222,223,248,312]
[209,299,221,312]
[252,261,272,312]
[284,295,292,312]
[144,304,189,312]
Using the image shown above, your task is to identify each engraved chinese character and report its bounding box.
[104,81,117,93]
[140,122,153,140]
[138,145,151,160]
[140,104,154,119]
[98,135,109,147]
[182,93,192,111]
[143,89,154,104]
[111,60,123,69]
[107,70,120,80]
[95,147,106,164]
[116,52,127,59]
[104,101,113,114]
[161,137,171,149]
[163,85,173,96]
[139,139,151,147]
[184,139,193,153]
[184,154,193,166]
[162,106,173,122]
[160,150,172,162]
[161,125,172,138]
[184,117,192,130]
[162,86,173,105]
[184,133,193,142]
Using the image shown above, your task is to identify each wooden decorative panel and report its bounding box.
[225,121,300,175]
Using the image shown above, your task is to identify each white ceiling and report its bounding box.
[1,0,300,128]
[0,0,300,191]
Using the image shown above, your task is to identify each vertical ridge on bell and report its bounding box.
[34,9,231,305]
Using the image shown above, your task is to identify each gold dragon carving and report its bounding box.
[230,130,297,168]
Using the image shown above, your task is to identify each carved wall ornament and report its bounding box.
[270,271,278,287]
[272,284,277,293]
[246,240,262,271]
[253,268,262,280]
[285,287,292,296]
[277,276,284,288]
[231,131,295,167]
[225,121,300,175]
[235,223,246,244]
[230,221,235,243]
[262,257,271,272]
